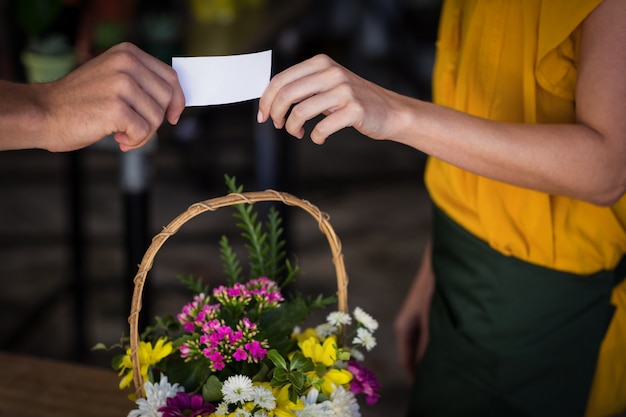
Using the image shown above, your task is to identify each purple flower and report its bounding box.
[347,360,381,406]
[158,392,215,417]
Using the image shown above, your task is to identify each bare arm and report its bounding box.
[0,42,185,152]
[258,0,626,206]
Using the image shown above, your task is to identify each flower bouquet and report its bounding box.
[99,177,381,417]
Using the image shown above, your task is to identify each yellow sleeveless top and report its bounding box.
[424,1,626,415]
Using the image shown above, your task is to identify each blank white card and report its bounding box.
[172,50,272,107]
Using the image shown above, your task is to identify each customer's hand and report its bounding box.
[40,42,185,152]
[258,54,407,145]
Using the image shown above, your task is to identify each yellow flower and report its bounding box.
[271,385,304,417]
[298,335,337,367]
[319,368,353,396]
[117,338,173,390]
[291,327,319,343]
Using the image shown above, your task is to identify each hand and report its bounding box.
[40,42,185,152]
[394,240,435,380]
[258,54,405,144]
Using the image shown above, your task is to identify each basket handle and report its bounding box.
[128,190,349,397]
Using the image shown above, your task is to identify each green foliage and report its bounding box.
[221,175,298,287]
[219,236,242,284]
[179,274,210,295]
[268,349,315,403]
[166,356,213,393]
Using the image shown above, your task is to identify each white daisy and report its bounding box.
[234,408,252,417]
[330,386,361,417]
[254,411,270,417]
[222,375,255,404]
[315,322,338,338]
[353,307,378,332]
[352,328,377,351]
[252,385,276,410]
[214,401,230,416]
[295,388,333,417]
[128,376,183,417]
[327,311,352,327]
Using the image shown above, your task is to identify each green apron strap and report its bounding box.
[407,205,616,417]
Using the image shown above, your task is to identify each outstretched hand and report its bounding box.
[258,54,405,145]
[40,42,185,152]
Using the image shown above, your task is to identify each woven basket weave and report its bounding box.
[128,190,349,398]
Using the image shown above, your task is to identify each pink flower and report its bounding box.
[347,360,381,406]
[233,348,248,361]
[245,340,268,361]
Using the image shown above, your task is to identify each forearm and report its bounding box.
[390,96,626,205]
[0,80,50,151]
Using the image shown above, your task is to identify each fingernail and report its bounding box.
[256,110,263,123]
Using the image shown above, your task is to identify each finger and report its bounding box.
[261,55,339,125]
[113,74,165,143]
[308,105,362,145]
[114,130,154,152]
[107,43,185,124]
[397,332,417,380]
[283,89,343,139]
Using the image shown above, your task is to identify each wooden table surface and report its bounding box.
[0,352,132,417]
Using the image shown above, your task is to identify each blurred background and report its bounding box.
[0,0,441,415]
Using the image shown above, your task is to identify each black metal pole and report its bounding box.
[120,142,154,332]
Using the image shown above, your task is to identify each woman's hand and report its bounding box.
[394,239,435,380]
[258,54,407,145]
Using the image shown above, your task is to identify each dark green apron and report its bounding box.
[406,205,623,417]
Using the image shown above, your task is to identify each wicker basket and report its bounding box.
[128,190,350,398]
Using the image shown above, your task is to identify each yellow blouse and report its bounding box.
[424,1,626,415]
[425,0,626,275]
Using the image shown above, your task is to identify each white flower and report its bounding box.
[252,385,276,410]
[234,408,252,417]
[353,307,378,332]
[254,411,270,417]
[295,388,333,417]
[128,376,184,417]
[349,347,365,362]
[222,375,255,404]
[215,401,230,416]
[352,328,377,351]
[330,386,361,417]
[315,322,338,338]
[327,311,352,327]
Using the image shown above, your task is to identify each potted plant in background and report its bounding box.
[16,0,77,83]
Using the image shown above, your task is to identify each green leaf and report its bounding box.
[202,375,224,403]
[267,349,288,370]
[289,351,315,373]
[111,353,124,371]
[91,342,108,351]
[165,357,212,392]
[271,368,288,386]
[287,371,306,391]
